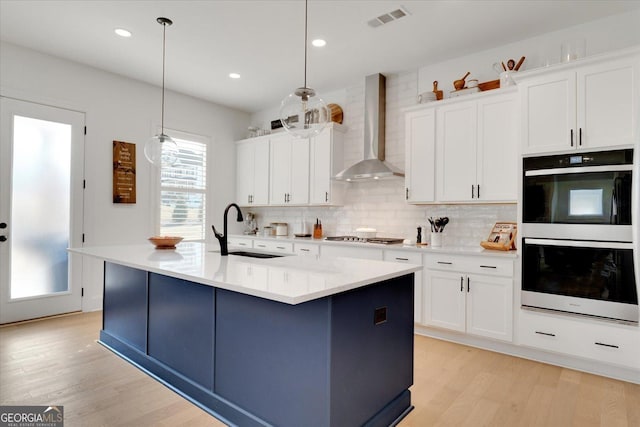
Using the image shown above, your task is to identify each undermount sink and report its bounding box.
[228,251,283,259]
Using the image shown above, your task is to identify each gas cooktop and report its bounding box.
[325,236,404,245]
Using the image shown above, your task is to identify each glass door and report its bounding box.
[0,97,85,323]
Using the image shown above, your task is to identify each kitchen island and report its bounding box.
[70,242,420,427]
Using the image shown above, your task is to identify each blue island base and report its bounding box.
[101,262,414,426]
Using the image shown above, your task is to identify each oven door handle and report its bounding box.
[524,164,632,177]
[524,238,634,250]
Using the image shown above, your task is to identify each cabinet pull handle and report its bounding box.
[595,342,619,349]
[471,185,475,199]
[480,265,497,269]
[467,277,470,292]
[570,129,574,146]
[477,184,480,199]
[276,246,286,250]
[325,191,329,202]
[300,248,310,252]
[460,277,464,292]
[257,244,266,248]
[535,331,556,337]
[406,188,409,200]
[437,261,452,265]
[395,257,409,261]
[579,127,582,146]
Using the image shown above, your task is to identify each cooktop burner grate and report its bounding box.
[324,236,404,244]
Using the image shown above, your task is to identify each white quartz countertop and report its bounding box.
[69,243,421,305]
[232,234,519,258]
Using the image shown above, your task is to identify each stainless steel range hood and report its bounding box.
[334,73,404,181]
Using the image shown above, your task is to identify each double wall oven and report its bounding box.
[521,149,639,323]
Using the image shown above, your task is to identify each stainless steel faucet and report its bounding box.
[212,203,243,256]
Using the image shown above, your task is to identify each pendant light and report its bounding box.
[279,0,329,139]
[144,17,178,167]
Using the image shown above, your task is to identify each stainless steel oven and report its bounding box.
[522,149,633,241]
[522,238,638,323]
[521,149,639,323]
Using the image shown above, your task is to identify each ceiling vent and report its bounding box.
[367,7,410,28]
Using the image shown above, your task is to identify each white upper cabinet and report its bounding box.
[436,92,518,203]
[476,93,519,201]
[520,56,638,154]
[236,138,269,206]
[404,107,436,203]
[309,124,345,205]
[269,133,309,205]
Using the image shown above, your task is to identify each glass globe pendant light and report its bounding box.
[144,17,178,167]
[279,0,329,139]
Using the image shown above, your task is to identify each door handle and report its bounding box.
[467,277,470,292]
[460,276,463,292]
[0,222,6,229]
[579,128,582,146]
[570,128,574,146]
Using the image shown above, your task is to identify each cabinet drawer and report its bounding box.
[294,242,320,256]
[519,309,640,369]
[253,239,294,254]
[424,254,467,271]
[322,245,384,260]
[464,257,513,277]
[576,322,640,370]
[383,250,422,265]
[518,309,575,355]
[227,237,253,249]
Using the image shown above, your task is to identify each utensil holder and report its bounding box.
[431,232,443,247]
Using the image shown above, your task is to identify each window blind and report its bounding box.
[160,137,207,241]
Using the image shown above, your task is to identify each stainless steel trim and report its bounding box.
[521,223,632,242]
[524,238,634,250]
[522,291,639,323]
[525,164,632,176]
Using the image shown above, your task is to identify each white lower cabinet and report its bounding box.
[252,239,294,254]
[384,250,423,324]
[519,309,640,370]
[321,245,383,260]
[293,242,320,256]
[423,254,514,342]
[227,236,253,249]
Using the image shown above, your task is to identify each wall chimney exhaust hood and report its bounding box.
[334,73,404,181]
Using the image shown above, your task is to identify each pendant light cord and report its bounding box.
[161,21,167,134]
[303,0,308,89]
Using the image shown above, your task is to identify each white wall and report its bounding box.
[1,41,250,310]
[248,9,639,245]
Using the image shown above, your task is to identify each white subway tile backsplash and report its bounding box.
[248,69,517,247]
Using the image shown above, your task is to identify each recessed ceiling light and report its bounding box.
[312,39,326,47]
[115,28,132,37]
[229,73,241,79]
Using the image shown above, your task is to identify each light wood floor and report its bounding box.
[1,312,638,427]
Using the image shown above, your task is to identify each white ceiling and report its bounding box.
[2,1,639,113]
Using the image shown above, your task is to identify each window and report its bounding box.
[160,131,208,241]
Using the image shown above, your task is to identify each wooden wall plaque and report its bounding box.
[113,140,136,203]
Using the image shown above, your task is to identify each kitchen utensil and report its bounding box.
[148,236,183,249]
[327,103,343,124]
[500,71,515,87]
[453,71,471,90]
[501,61,507,71]
[507,59,516,70]
[428,218,435,232]
[478,79,500,91]
[467,79,478,88]
[432,80,443,100]
[514,56,526,71]
[431,232,442,247]
[313,219,322,239]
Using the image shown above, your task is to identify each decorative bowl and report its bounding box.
[148,236,183,249]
